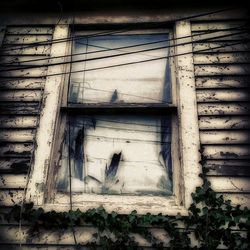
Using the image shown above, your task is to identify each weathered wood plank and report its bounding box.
[208,176,250,193]
[6,27,53,35]
[192,31,250,42]
[199,116,250,130]
[203,145,250,159]
[195,76,250,89]
[193,42,250,53]
[195,65,250,76]
[0,55,49,65]
[0,116,37,128]
[221,194,250,208]
[3,35,52,45]
[0,158,30,173]
[0,78,45,89]
[0,225,97,245]
[200,130,250,144]
[0,45,51,55]
[0,174,27,189]
[192,22,246,32]
[0,129,34,142]
[194,52,250,64]
[204,159,250,176]
[198,103,250,115]
[0,103,40,115]
[0,143,32,157]
[0,190,24,206]
[204,159,250,168]
[196,89,250,102]
[0,90,42,102]
[0,67,47,78]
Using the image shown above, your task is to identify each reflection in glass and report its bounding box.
[56,115,172,196]
[69,32,171,103]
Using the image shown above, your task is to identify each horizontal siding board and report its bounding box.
[200,130,250,144]
[0,45,51,55]
[0,129,35,142]
[0,190,24,206]
[192,22,246,31]
[0,55,49,65]
[221,194,250,207]
[193,42,250,53]
[0,158,30,173]
[196,89,250,102]
[0,90,42,102]
[0,174,27,189]
[3,35,52,45]
[0,143,32,158]
[194,52,250,64]
[198,103,250,115]
[204,161,250,177]
[195,76,250,89]
[0,116,37,128]
[199,116,250,130]
[0,226,97,245]
[194,64,250,76]
[0,67,47,78]
[192,31,250,42]
[0,78,45,89]
[0,103,40,115]
[6,27,53,35]
[203,145,250,159]
[208,176,250,193]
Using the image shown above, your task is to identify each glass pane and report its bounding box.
[69,31,171,104]
[56,115,172,196]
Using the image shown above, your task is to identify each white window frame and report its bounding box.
[25,21,202,216]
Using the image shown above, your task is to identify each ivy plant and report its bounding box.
[4,154,250,249]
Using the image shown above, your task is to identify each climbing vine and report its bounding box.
[4,154,250,249]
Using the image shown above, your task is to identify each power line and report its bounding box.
[34,40,249,76]
[0,30,248,73]
[0,24,247,68]
[0,7,240,53]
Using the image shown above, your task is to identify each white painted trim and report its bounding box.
[175,20,202,208]
[42,194,188,216]
[25,25,70,205]
[26,22,202,214]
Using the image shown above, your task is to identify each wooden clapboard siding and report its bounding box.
[192,20,250,200]
[0,55,49,65]
[199,116,250,130]
[195,76,250,89]
[0,26,53,211]
[0,116,38,128]
[0,78,46,89]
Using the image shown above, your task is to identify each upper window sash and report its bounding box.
[67,28,173,105]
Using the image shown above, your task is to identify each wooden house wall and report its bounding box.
[191,21,250,205]
[0,26,53,208]
[0,13,249,249]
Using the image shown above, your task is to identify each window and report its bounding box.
[55,28,175,197]
[26,21,202,215]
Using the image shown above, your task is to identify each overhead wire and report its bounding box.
[66,14,79,250]
[0,25,248,69]
[25,40,249,77]
[0,29,248,73]
[0,6,240,53]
